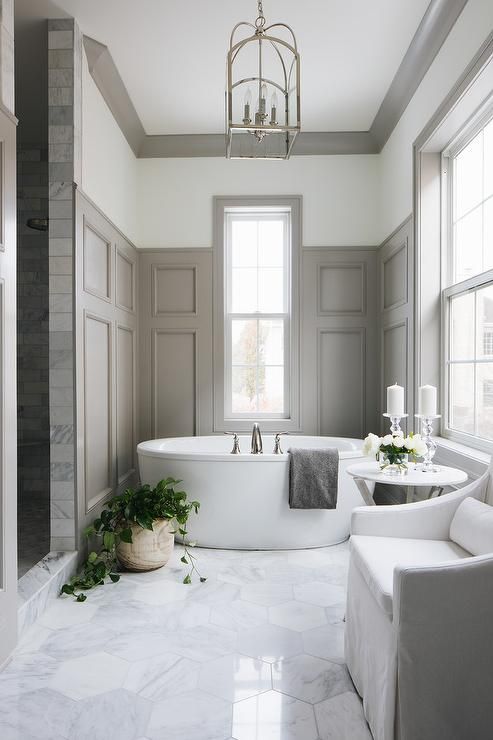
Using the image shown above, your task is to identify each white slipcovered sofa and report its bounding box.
[345,460,493,740]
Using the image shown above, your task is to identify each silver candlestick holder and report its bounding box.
[383,413,408,435]
[415,414,441,472]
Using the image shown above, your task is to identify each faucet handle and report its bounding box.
[273,432,289,454]
[224,432,241,454]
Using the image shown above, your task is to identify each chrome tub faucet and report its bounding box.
[225,432,241,454]
[251,423,263,454]
[273,432,289,454]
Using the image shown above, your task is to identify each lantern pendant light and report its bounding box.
[226,0,300,159]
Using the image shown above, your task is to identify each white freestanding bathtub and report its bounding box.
[137,435,367,549]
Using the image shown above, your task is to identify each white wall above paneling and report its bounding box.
[136,156,380,249]
[379,0,493,240]
[81,52,139,245]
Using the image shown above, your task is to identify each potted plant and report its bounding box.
[61,478,205,601]
[363,431,428,476]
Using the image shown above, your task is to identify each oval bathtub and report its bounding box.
[137,435,367,549]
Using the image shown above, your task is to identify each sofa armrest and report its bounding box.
[350,471,487,540]
[392,555,493,737]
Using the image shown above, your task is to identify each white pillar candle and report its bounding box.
[418,384,437,416]
[387,383,404,416]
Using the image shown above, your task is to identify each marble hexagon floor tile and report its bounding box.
[50,651,129,700]
[314,690,373,739]
[66,688,152,740]
[0,687,76,740]
[232,690,318,740]
[210,599,269,631]
[124,653,200,701]
[38,622,117,660]
[238,623,303,663]
[269,600,328,632]
[0,544,374,740]
[0,652,60,699]
[147,689,232,740]
[271,653,353,704]
[198,653,272,702]
[38,598,99,630]
[302,622,346,664]
[240,581,294,606]
[158,624,238,663]
[293,581,347,607]
[132,580,190,606]
[105,630,183,662]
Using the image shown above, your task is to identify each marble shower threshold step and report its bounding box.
[18,551,78,637]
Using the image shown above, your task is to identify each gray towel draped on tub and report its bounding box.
[288,448,339,509]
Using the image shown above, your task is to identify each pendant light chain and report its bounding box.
[255,0,266,30]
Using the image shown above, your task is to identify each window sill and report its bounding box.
[435,437,489,480]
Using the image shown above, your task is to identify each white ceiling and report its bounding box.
[15,0,431,135]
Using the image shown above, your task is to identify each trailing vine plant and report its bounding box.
[61,478,205,601]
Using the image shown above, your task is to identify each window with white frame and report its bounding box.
[213,196,300,433]
[224,208,290,418]
[443,111,493,447]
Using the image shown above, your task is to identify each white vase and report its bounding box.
[116,519,174,572]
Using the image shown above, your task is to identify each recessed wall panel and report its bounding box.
[383,321,408,395]
[117,326,134,484]
[383,244,407,310]
[84,314,111,510]
[152,265,196,316]
[319,329,364,437]
[319,264,365,315]
[83,222,110,300]
[116,250,134,312]
[152,330,196,438]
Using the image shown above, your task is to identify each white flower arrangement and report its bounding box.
[363,431,428,461]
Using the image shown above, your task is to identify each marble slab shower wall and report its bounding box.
[48,18,82,551]
[17,143,50,576]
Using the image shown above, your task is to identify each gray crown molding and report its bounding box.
[139,130,378,158]
[370,0,469,150]
[82,0,469,158]
[83,35,145,157]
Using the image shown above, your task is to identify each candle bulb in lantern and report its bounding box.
[243,88,252,124]
[259,83,267,116]
[387,383,404,416]
[270,91,278,125]
[418,385,437,416]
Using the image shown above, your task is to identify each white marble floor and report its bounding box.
[0,542,373,740]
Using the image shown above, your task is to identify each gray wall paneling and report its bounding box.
[138,250,213,443]
[377,217,414,434]
[302,249,378,439]
[75,191,138,540]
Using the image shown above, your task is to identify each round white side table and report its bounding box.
[346,462,468,506]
